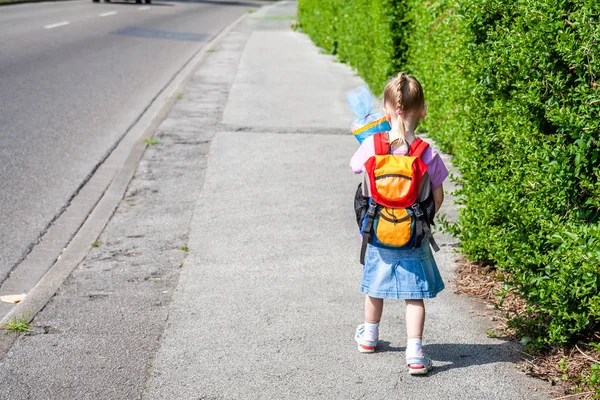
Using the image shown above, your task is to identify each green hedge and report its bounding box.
[444,0,600,346]
[299,0,600,346]
[298,0,407,91]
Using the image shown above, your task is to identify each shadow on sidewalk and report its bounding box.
[377,341,524,375]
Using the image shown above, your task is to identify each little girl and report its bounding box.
[350,72,448,375]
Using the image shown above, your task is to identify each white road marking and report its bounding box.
[138,6,150,10]
[44,21,70,29]
[99,11,118,17]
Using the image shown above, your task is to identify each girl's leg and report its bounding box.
[404,299,431,373]
[355,296,383,353]
[365,295,384,323]
[405,299,425,338]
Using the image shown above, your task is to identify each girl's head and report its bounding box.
[383,72,426,146]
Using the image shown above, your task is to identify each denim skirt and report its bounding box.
[360,241,445,299]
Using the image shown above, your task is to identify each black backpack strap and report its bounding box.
[410,202,440,252]
[411,203,425,249]
[360,202,379,265]
[422,223,440,252]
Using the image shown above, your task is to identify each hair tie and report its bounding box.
[395,109,403,116]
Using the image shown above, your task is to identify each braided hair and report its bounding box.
[383,72,425,149]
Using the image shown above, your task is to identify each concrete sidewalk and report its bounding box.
[143,1,551,399]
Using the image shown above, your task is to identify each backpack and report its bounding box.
[357,133,440,265]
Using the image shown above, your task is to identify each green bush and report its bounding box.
[298,0,407,91]
[299,0,600,346]
[403,1,472,152]
[297,0,342,55]
[443,0,600,345]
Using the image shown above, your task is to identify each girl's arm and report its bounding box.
[350,136,376,174]
[433,184,444,213]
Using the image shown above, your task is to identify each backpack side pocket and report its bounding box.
[354,183,369,229]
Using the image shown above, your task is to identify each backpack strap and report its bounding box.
[415,219,440,252]
[410,199,440,252]
[408,137,429,158]
[423,222,440,252]
[375,135,429,157]
[373,133,389,155]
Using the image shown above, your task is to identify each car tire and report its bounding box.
[92,0,100,2]
[144,0,151,3]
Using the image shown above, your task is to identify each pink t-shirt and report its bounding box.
[350,134,448,190]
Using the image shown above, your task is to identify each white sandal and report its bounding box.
[406,354,433,375]
[355,324,378,353]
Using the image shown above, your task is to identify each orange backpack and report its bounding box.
[359,133,439,264]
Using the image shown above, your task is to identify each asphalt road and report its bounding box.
[0,0,262,284]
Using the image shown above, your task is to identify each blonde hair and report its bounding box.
[383,72,425,147]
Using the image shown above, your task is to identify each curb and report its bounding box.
[0,9,252,359]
